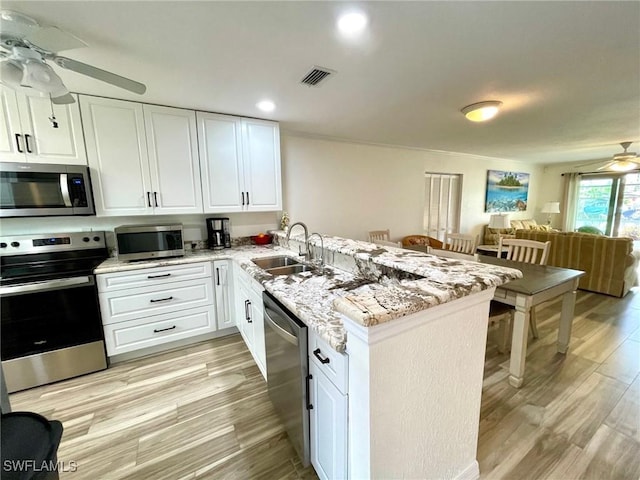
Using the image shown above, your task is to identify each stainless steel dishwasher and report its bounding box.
[263,291,310,467]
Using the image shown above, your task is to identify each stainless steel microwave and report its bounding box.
[115,224,184,262]
[0,162,95,217]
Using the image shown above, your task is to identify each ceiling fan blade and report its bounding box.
[52,56,146,94]
[572,160,606,169]
[52,93,75,104]
[25,26,87,53]
[597,161,617,171]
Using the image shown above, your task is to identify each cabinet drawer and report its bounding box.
[100,278,213,325]
[103,306,215,356]
[309,331,348,394]
[97,262,212,292]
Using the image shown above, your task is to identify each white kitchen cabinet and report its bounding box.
[197,112,281,213]
[0,86,86,164]
[213,260,235,330]
[233,264,266,379]
[80,95,202,216]
[309,361,348,480]
[97,262,216,357]
[308,331,349,480]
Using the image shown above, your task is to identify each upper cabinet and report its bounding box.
[0,86,87,165]
[197,112,281,213]
[80,96,202,216]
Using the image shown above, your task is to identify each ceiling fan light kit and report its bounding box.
[0,9,147,104]
[461,100,502,122]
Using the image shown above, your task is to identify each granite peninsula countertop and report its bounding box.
[94,234,522,353]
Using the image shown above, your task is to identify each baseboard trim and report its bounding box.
[454,460,480,480]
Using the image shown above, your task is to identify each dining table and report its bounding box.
[477,255,585,388]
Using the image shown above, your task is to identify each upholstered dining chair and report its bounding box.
[444,233,479,255]
[489,238,552,348]
[368,229,390,243]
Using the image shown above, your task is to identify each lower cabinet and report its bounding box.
[213,260,234,330]
[233,264,266,379]
[308,332,349,480]
[97,261,216,357]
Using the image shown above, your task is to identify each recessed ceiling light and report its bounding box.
[337,12,368,37]
[256,100,275,112]
[461,101,503,122]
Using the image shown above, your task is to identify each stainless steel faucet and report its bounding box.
[308,232,324,271]
[286,221,309,258]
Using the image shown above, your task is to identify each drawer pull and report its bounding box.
[313,348,330,364]
[147,273,171,279]
[153,325,176,333]
[150,296,173,303]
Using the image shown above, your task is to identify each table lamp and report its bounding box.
[489,213,511,230]
[541,202,561,225]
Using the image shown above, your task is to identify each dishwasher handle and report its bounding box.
[264,308,298,346]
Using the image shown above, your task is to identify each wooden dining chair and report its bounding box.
[432,248,477,261]
[497,238,551,265]
[489,238,552,347]
[368,229,390,243]
[444,233,479,255]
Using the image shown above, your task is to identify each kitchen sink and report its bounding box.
[265,264,315,276]
[252,255,301,270]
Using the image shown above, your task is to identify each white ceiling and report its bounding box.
[3,1,640,165]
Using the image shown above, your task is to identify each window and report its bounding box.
[574,172,640,239]
[424,173,462,241]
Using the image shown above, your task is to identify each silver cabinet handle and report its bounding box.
[264,309,298,346]
[0,276,93,296]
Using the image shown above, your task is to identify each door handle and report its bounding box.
[241,192,245,206]
[147,273,171,279]
[246,191,250,205]
[313,348,330,364]
[24,134,33,153]
[153,191,159,207]
[306,374,314,410]
[146,191,152,207]
[153,325,176,333]
[150,296,173,303]
[216,268,220,285]
[15,134,23,153]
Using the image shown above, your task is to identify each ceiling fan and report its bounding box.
[574,142,640,172]
[0,10,146,104]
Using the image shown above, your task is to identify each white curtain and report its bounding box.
[424,173,461,240]
[561,172,580,231]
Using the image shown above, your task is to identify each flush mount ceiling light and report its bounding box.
[256,100,275,113]
[461,101,503,122]
[337,11,368,37]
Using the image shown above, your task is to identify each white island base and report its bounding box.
[342,288,495,480]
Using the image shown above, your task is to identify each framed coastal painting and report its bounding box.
[485,170,529,212]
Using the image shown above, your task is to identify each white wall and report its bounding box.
[281,133,545,242]
[0,212,279,249]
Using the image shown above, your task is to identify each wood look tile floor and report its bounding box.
[9,288,640,479]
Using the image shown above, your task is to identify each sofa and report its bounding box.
[483,218,554,245]
[516,230,638,297]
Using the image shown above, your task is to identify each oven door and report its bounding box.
[0,276,104,360]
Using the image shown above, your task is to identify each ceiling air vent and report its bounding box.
[300,66,336,87]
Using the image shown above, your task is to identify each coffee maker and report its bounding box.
[206,217,231,249]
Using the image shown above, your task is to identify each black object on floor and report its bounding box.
[1,412,63,480]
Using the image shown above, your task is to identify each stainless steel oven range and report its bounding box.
[0,231,109,393]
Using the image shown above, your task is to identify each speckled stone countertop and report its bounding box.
[94,234,522,353]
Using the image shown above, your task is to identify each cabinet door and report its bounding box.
[143,105,202,214]
[241,118,282,211]
[234,277,254,349]
[248,289,266,378]
[0,87,26,162]
[80,95,152,216]
[213,260,234,329]
[197,112,244,213]
[17,93,87,165]
[309,362,348,480]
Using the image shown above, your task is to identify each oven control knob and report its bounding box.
[10,241,20,247]
[93,236,101,242]
[0,242,6,248]
[82,237,90,242]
